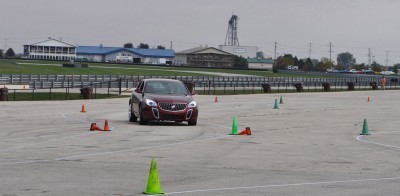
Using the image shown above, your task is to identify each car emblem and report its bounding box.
[171,105,176,110]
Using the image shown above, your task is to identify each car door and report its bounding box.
[132,81,145,116]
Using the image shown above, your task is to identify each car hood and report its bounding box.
[144,93,194,103]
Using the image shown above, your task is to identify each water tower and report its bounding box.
[224,15,239,46]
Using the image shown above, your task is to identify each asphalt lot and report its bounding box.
[1,90,400,195]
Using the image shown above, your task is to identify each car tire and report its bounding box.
[188,120,197,126]
[129,102,137,122]
[139,105,147,125]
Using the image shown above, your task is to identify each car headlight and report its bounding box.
[188,101,197,108]
[145,99,157,107]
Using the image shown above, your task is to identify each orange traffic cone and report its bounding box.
[238,127,252,135]
[90,123,102,131]
[80,103,87,113]
[102,119,111,131]
[214,96,218,102]
[367,96,370,102]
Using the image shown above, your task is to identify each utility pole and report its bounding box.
[368,48,371,67]
[308,43,312,59]
[329,42,332,62]
[386,50,389,67]
[274,42,277,60]
[170,41,173,49]
[4,38,7,50]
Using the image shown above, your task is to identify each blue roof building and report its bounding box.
[76,45,175,64]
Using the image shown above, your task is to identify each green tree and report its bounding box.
[353,63,366,71]
[6,48,15,57]
[371,61,382,72]
[138,43,150,49]
[293,56,299,68]
[256,51,264,59]
[274,54,294,70]
[296,59,305,70]
[392,63,400,74]
[157,45,165,49]
[316,57,334,72]
[123,43,133,48]
[310,59,320,71]
[335,64,345,70]
[233,55,248,68]
[303,58,313,71]
[337,52,356,69]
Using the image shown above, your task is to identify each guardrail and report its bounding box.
[0,74,387,84]
[0,77,9,84]
[1,74,398,94]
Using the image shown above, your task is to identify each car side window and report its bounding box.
[138,82,144,92]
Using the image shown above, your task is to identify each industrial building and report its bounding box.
[23,38,77,60]
[173,46,234,68]
[247,58,274,70]
[76,46,175,64]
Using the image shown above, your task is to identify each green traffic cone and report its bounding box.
[230,116,239,135]
[144,159,164,195]
[273,99,279,109]
[279,96,283,104]
[360,119,370,135]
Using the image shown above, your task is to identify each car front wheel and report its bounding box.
[129,102,137,122]
[188,120,197,126]
[139,105,147,125]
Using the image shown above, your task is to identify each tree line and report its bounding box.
[123,42,165,50]
[0,48,15,58]
[274,52,400,73]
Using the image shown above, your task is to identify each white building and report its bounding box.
[247,58,274,70]
[219,45,257,59]
[23,38,77,60]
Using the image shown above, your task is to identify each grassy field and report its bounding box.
[4,91,129,101]
[0,59,311,77]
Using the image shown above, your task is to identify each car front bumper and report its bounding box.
[142,106,198,122]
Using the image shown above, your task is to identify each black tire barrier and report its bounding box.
[347,82,355,91]
[261,84,271,93]
[80,87,93,99]
[322,82,331,91]
[0,87,9,101]
[370,82,378,90]
[293,83,303,92]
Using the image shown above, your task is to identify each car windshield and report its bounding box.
[144,81,189,95]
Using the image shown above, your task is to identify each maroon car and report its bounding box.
[129,79,198,125]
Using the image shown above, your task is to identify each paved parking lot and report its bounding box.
[1,90,400,195]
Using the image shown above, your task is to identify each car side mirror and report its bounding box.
[135,88,142,93]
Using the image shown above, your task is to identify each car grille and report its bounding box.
[158,103,187,111]
[161,114,184,120]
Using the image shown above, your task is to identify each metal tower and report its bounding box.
[225,15,239,46]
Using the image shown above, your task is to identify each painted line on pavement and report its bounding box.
[165,176,400,195]
[357,131,400,149]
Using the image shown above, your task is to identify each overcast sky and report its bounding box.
[2,0,400,65]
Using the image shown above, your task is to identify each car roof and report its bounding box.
[142,78,182,83]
